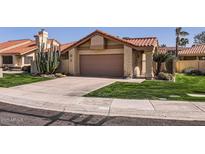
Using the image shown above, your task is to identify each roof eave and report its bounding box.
[62,30,158,54]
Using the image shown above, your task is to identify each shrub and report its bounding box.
[157,72,174,81]
[183,68,203,76]
[165,59,173,74]
[153,52,174,76]
[22,66,31,73]
[189,70,203,76]
[182,67,195,74]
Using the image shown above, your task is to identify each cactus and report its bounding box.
[35,41,60,74]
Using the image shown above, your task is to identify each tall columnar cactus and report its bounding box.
[35,41,61,74]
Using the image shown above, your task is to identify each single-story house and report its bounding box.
[159,47,189,55]
[0,29,60,70]
[159,45,205,72]
[61,30,159,79]
[178,45,205,60]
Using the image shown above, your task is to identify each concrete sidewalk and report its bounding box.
[0,87,205,121]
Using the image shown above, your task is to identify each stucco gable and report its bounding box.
[62,30,158,54]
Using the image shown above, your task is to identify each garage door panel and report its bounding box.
[80,54,123,77]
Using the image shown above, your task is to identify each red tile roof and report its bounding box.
[0,39,61,55]
[123,37,158,47]
[179,44,205,56]
[0,41,37,55]
[0,39,31,51]
[60,42,76,51]
[62,30,158,53]
[159,47,189,54]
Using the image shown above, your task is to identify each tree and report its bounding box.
[194,31,205,44]
[176,27,189,57]
[160,44,167,47]
[179,38,189,47]
[153,52,173,76]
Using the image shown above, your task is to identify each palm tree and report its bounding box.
[153,52,173,76]
[179,38,189,47]
[176,27,189,57]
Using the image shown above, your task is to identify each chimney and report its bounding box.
[34,29,48,50]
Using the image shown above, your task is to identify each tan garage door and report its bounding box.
[80,54,124,77]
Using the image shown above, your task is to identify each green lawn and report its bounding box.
[0,73,51,88]
[85,74,205,101]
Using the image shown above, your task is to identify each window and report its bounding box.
[3,56,13,64]
[24,56,33,64]
[61,52,69,60]
[183,56,197,60]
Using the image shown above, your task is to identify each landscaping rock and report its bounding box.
[55,73,66,78]
[40,74,56,78]
[169,95,180,98]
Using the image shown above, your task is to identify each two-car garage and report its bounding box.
[80,54,124,77]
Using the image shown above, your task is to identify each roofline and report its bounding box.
[48,39,61,45]
[20,48,38,55]
[62,30,158,54]
[2,39,31,42]
[0,40,32,52]
[123,37,157,39]
[0,47,37,55]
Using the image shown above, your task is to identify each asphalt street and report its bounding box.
[0,102,205,126]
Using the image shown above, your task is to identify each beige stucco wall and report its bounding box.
[0,56,2,67]
[90,35,104,49]
[145,51,154,79]
[58,59,69,74]
[0,68,2,77]
[124,45,133,77]
[65,45,155,79]
[141,53,146,77]
[69,48,79,75]
[79,48,124,55]
[13,55,18,67]
[133,51,142,77]
[63,36,156,79]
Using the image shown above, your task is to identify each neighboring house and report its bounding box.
[61,30,158,79]
[179,45,205,60]
[159,46,205,72]
[159,47,189,56]
[0,29,60,70]
[176,45,205,72]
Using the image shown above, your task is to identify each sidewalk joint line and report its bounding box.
[148,100,156,111]
[191,102,205,112]
[107,99,113,116]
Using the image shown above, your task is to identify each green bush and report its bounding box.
[157,72,174,81]
[183,68,204,76]
[165,59,173,74]
[22,66,31,73]
[188,70,203,76]
[153,52,174,76]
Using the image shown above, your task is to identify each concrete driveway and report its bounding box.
[1,76,205,123]
[11,76,116,96]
